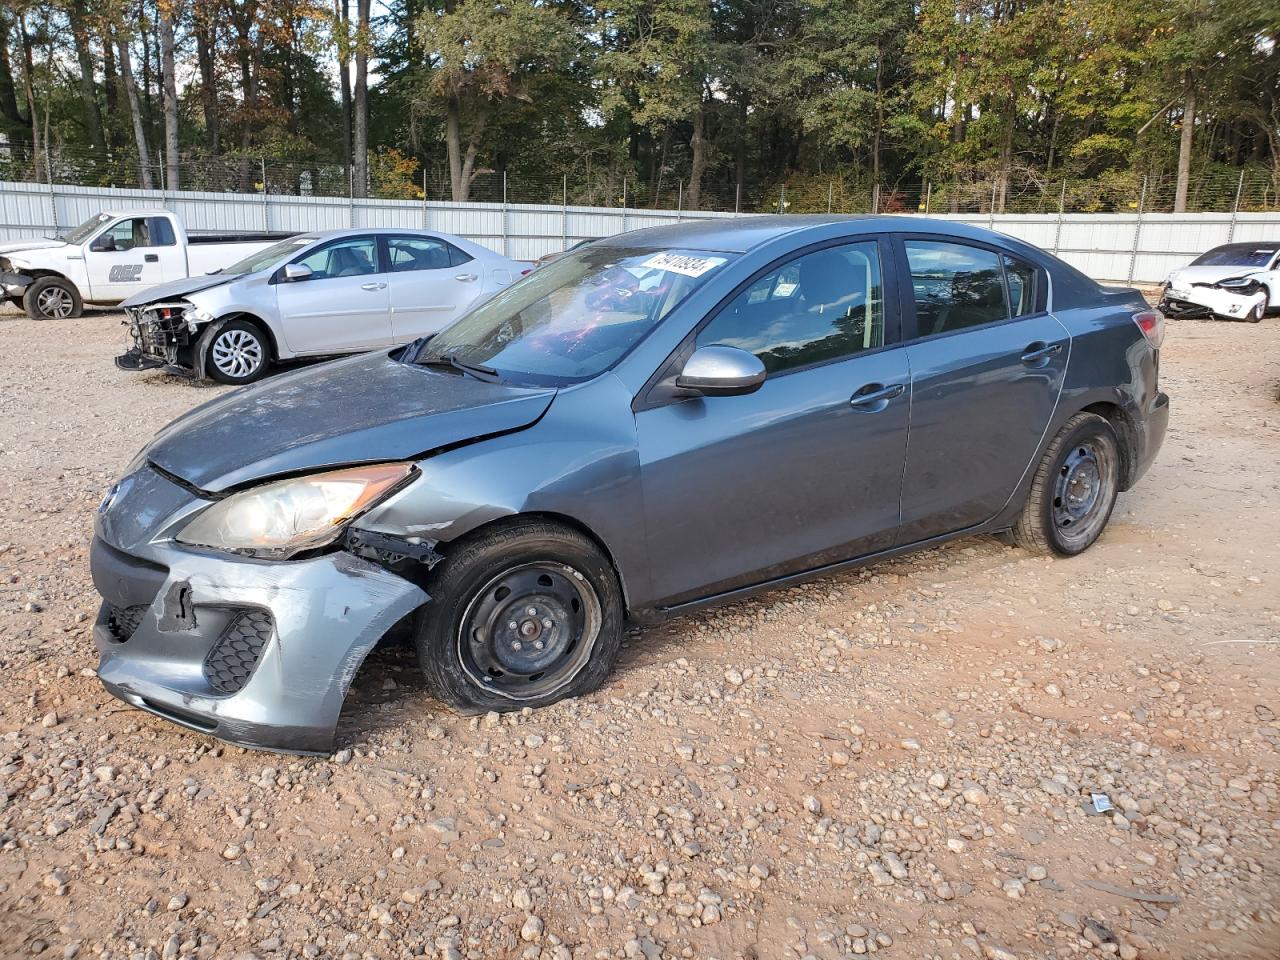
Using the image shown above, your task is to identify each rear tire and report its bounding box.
[22,277,82,320]
[1012,413,1121,557]
[205,319,270,384]
[414,519,624,714]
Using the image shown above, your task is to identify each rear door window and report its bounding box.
[904,240,1009,337]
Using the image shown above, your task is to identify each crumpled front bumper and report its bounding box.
[91,466,429,754]
[1159,283,1266,320]
[2,270,33,299]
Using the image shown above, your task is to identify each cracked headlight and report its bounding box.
[184,305,215,331]
[176,463,415,558]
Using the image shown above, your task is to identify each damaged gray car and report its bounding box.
[91,216,1169,754]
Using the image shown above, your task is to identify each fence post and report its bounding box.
[562,174,568,251]
[348,165,355,228]
[260,159,269,231]
[502,171,509,257]
[1126,176,1147,286]
[827,182,833,214]
[1227,170,1245,242]
[924,182,931,216]
[621,178,629,233]
[1052,181,1066,255]
[677,180,683,221]
[735,182,741,215]
[988,181,997,229]
[45,148,57,231]
[422,169,429,228]
[778,184,785,215]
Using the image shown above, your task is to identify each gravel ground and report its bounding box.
[0,306,1277,960]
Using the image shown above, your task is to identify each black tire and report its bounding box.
[203,319,270,384]
[415,519,624,714]
[1012,412,1121,557]
[22,276,82,320]
[1247,296,1266,323]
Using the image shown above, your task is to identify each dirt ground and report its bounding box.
[0,305,1276,960]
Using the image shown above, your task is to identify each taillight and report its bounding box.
[1133,310,1164,349]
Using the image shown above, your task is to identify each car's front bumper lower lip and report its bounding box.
[91,534,429,754]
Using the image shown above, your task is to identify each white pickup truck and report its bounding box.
[0,210,292,319]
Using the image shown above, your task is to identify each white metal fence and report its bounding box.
[2,179,1277,284]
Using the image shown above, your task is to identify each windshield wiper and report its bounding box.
[417,350,500,381]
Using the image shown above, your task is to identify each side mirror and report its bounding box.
[675,345,766,397]
[283,262,313,282]
[91,234,117,252]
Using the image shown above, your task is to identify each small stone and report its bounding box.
[41,712,58,728]
[1027,865,1047,882]
[166,893,188,911]
[928,772,948,790]
[804,795,822,816]
[520,915,544,942]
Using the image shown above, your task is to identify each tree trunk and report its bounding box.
[115,28,153,189]
[66,0,105,158]
[159,7,179,190]
[0,9,24,126]
[18,15,43,181]
[872,46,883,188]
[102,29,119,148]
[233,3,257,192]
[195,18,219,156]
[351,0,370,198]
[337,0,352,174]
[687,99,706,210]
[1174,83,1195,213]
[445,97,483,202]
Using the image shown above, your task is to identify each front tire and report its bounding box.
[1012,413,1121,556]
[23,277,82,320]
[415,519,624,714]
[1247,296,1266,323]
[205,319,270,384]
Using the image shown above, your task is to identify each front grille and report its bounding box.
[203,610,274,695]
[107,604,149,642]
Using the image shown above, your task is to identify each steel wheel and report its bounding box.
[456,561,602,702]
[36,286,74,319]
[1051,440,1117,549]
[211,328,264,379]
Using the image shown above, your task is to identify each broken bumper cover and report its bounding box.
[90,472,429,754]
[1131,390,1170,487]
[1159,284,1266,320]
[2,271,33,298]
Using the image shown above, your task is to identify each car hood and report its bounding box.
[1167,265,1265,286]
[145,351,557,493]
[0,239,68,259]
[120,273,242,307]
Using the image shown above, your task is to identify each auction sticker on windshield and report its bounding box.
[642,252,728,278]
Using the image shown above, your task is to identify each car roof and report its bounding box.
[1203,242,1279,252]
[595,214,1035,254]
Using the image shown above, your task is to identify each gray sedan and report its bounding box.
[90,216,1170,754]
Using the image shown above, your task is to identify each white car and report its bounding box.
[1159,242,1278,323]
[0,210,290,319]
[116,228,525,384]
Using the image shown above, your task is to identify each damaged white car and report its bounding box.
[117,228,522,384]
[1158,242,1278,323]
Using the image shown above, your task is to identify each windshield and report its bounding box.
[1191,246,1276,268]
[423,246,735,385]
[57,213,112,244]
[218,235,315,275]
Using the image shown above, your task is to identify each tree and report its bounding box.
[159,0,180,189]
[351,0,370,196]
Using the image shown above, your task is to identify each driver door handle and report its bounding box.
[849,382,905,411]
[454,273,478,282]
[1021,341,1062,365]
[360,281,387,291]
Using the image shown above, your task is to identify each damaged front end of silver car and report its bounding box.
[115,300,206,372]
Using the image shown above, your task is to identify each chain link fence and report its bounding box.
[3,138,1277,215]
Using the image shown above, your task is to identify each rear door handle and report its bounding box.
[360,281,387,291]
[455,273,478,282]
[144,253,159,263]
[849,382,905,411]
[1021,341,1062,365]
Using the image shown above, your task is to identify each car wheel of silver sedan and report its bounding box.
[414,519,624,714]
[206,319,269,385]
[1012,412,1120,556]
